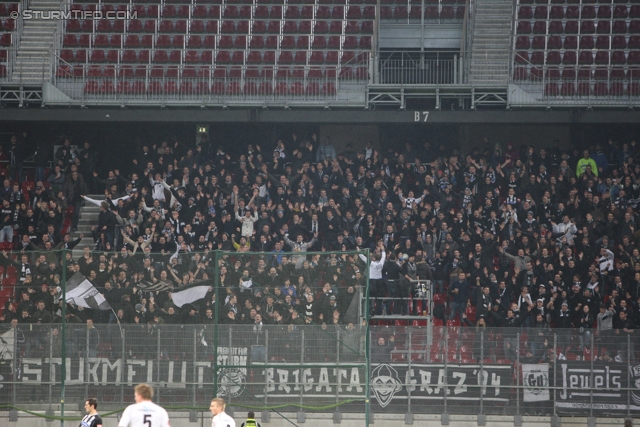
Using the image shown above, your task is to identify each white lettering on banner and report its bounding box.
[476,369,488,396]
[405,369,417,393]
[22,358,42,383]
[66,358,84,385]
[302,368,314,391]
[147,360,154,386]
[47,358,62,383]
[560,364,622,401]
[265,368,275,392]
[196,362,211,387]
[19,359,510,402]
[349,368,363,393]
[217,347,248,367]
[419,370,433,394]
[316,368,332,392]
[87,358,101,384]
[491,373,501,396]
[453,372,467,395]
[434,369,449,396]
[292,369,300,391]
[277,369,291,393]
[101,358,122,386]
[127,360,145,386]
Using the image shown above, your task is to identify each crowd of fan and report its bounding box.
[1,133,640,357]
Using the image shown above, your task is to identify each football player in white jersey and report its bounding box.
[210,398,236,427]
[118,384,170,427]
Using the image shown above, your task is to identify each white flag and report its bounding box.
[171,280,213,308]
[523,363,550,402]
[0,328,14,360]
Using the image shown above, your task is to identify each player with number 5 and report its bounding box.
[119,384,170,427]
[210,398,236,427]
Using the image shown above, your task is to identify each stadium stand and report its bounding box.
[0,1,18,79]
[512,0,640,101]
[53,0,372,100]
[0,133,639,361]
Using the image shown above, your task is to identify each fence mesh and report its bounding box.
[2,248,640,421]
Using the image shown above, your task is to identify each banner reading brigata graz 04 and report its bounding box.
[555,362,640,415]
[251,363,512,407]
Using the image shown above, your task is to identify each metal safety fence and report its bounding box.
[378,51,464,85]
[0,248,372,423]
[509,58,640,107]
[368,325,640,417]
[0,323,368,410]
[2,323,639,418]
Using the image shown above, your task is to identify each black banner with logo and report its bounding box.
[369,363,512,408]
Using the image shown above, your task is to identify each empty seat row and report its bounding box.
[514,65,640,80]
[515,35,640,49]
[517,19,640,33]
[85,0,377,4]
[66,19,374,34]
[63,33,370,49]
[83,79,339,96]
[77,64,345,78]
[515,49,640,64]
[518,5,640,19]
[543,81,638,96]
[77,4,377,19]
[380,5,464,19]
[59,48,364,64]
[59,63,364,79]
[520,0,640,4]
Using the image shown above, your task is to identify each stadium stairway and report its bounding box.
[73,195,102,259]
[468,0,513,85]
[11,0,58,83]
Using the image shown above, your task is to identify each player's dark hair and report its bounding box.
[87,398,98,409]
[248,412,255,418]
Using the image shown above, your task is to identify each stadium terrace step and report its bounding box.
[71,195,104,259]
[469,0,513,85]
[10,3,59,83]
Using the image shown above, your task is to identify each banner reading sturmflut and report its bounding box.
[65,272,112,310]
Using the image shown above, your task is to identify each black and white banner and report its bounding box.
[17,358,510,406]
[253,362,512,406]
[555,362,640,414]
[523,363,550,402]
[66,273,111,310]
[369,363,512,407]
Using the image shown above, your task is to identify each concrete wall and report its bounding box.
[317,125,380,153]
[463,125,573,152]
[5,411,635,427]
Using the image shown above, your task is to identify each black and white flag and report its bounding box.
[172,279,213,307]
[66,272,112,310]
[137,280,173,293]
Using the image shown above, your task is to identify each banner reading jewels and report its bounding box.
[555,362,640,415]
